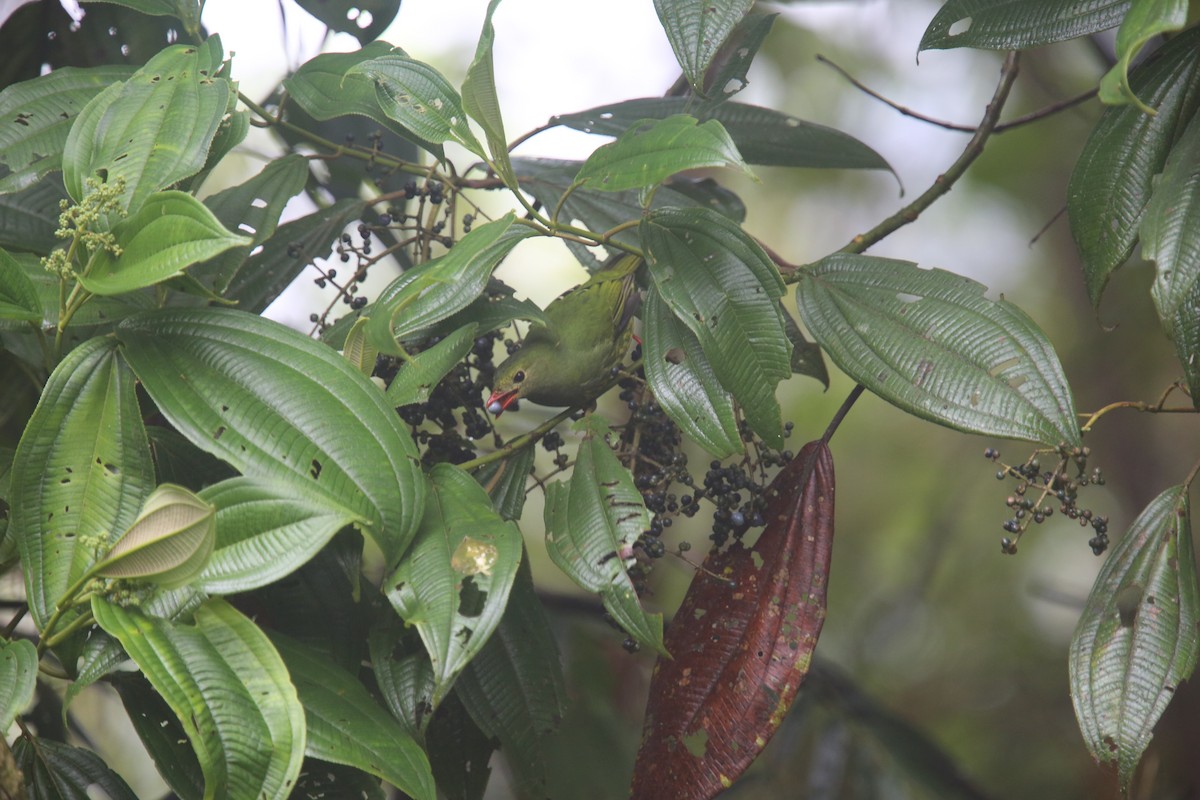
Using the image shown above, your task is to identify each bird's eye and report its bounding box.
[514,370,525,383]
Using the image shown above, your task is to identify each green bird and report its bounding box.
[487,254,642,415]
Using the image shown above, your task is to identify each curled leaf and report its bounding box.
[630,440,835,799]
[95,482,215,588]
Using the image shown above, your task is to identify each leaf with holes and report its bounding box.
[653,0,755,96]
[544,415,666,655]
[0,638,36,731]
[630,440,834,799]
[292,0,401,44]
[10,337,154,630]
[386,462,523,707]
[117,307,426,567]
[920,0,1130,51]
[795,253,1081,446]
[1069,485,1200,792]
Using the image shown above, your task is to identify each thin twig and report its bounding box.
[816,54,1094,134]
[839,51,1021,256]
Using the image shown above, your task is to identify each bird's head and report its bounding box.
[486,354,538,415]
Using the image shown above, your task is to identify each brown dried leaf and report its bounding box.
[630,440,835,799]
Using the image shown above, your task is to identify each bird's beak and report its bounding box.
[486,388,520,416]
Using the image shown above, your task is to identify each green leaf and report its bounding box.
[190,153,311,296]
[386,462,523,706]
[463,0,517,189]
[0,65,135,194]
[271,633,436,800]
[195,476,359,594]
[93,597,306,800]
[117,308,427,567]
[387,324,476,407]
[1069,485,1200,792]
[366,214,532,352]
[642,287,741,458]
[513,156,745,256]
[0,638,37,730]
[784,308,830,388]
[62,38,232,219]
[342,317,379,376]
[575,115,752,193]
[78,190,251,295]
[477,444,536,521]
[1143,109,1200,404]
[369,620,438,737]
[0,247,43,321]
[10,337,154,629]
[1098,0,1188,112]
[80,0,203,34]
[0,180,68,255]
[543,416,666,655]
[456,557,567,798]
[654,0,755,96]
[425,693,495,800]
[93,482,216,587]
[920,0,1130,51]
[224,198,369,313]
[0,251,156,333]
[795,253,1082,446]
[13,736,140,800]
[552,97,894,173]
[640,207,790,446]
[702,11,776,103]
[348,54,486,158]
[292,0,402,45]
[283,43,445,159]
[114,673,204,800]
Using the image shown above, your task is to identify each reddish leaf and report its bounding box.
[630,440,835,799]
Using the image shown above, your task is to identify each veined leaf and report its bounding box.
[292,0,401,44]
[463,0,517,189]
[575,115,753,193]
[93,597,306,800]
[94,482,216,587]
[640,207,790,447]
[552,97,893,173]
[920,0,1130,51]
[366,214,532,353]
[0,247,42,322]
[114,673,204,800]
[225,198,369,313]
[190,153,311,296]
[117,308,427,567]
[62,37,232,219]
[1070,485,1200,792]
[477,443,536,522]
[0,65,134,194]
[78,190,251,295]
[544,416,666,655]
[283,43,444,159]
[271,633,436,800]
[795,253,1081,447]
[702,11,776,103]
[642,287,741,458]
[13,736,139,800]
[0,638,37,731]
[456,557,567,798]
[80,0,203,33]
[654,0,755,96]
[0,180,68,255]
[386,463,523,707]
[195,477,360,595]
[1143,109,1200,404]
[10,337,154,630]
[368,620,438,738]
[348,54,486,158]
[1098,0,1188,112]
[631,440,834,799]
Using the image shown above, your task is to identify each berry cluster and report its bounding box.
[986,444,1108,555]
